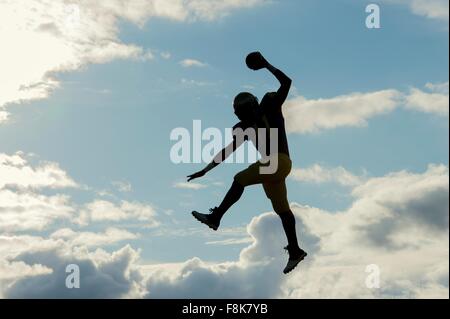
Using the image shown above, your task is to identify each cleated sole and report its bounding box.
[283,252,307,274]
[192,211,219,231]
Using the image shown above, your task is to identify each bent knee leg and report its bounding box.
[234,169,259,187]
[234,162,264,187]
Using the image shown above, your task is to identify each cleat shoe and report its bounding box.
[192,207,221,231]
[283,245,307,274]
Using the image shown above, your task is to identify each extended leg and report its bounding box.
[192,179,245,231]
[213,180,244,220]
[275,208,307,274]
[192,162,262,231]
[263,181,300,248]
[264,181,307,274]
[212,162,265,220]
[278,209,300,250]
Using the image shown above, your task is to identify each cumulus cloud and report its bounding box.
[2,163,448,298]
[0,260,52,283]
[144,164,448,299]
[351,164,449,235]
[0,229,145,297]
[284,82,448,134]
[0,0,266,122]
[0,234,59,296]
[4,245,144,298]
[0,236,56,285]
[290,164,365,186]
[284,165,449,298]
[144,211,292,298]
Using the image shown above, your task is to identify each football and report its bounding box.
[246,51,266,70]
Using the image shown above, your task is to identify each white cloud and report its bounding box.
[180,58,207,68]
[0,151,158,232]
[174,181,207,190]
[390,0,449,21]
[4,244,144,298]
[142,206,318,298]
[290,164,365,186]
[0,152,77,190]
[351,164,449,232]
[284,82,449,134]
[426,82,450,93]
[0,260,52,283]
[2,164,448,298]
[0,0,266,122]
[50,227,139,247]
[284,90,401,134]
[0,235,61,261]
[0,152,447,298]
[0,232,142,297]
[177,0,268,21]
[76,200,159,227]
[0,189,74,232]
[144,164,448,299]
[284,165,449,298]
[0,152,75,232]
[0,111,8,122]
[0,1,146,120]
[405,81,449,116]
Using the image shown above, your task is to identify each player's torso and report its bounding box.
[250,107,290,157]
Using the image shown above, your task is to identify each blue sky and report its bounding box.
[0,0,448,298]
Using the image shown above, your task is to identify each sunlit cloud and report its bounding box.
[0,0,267,123]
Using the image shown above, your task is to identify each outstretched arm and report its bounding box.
[266,63,292,102]
[187,138,242,182]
